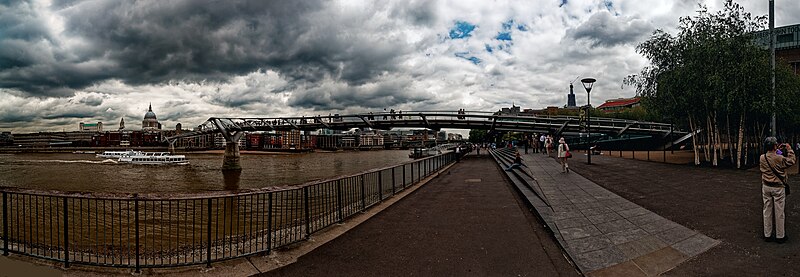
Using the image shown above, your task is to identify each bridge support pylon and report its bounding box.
[223,141,241,171]
[212,118,245,171]
[167,139,176,154]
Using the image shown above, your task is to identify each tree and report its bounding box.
[624,0,800,167]
[468,129,488,143]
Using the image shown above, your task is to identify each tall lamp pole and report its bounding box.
[769,0,776,137]
[581,77,596,165]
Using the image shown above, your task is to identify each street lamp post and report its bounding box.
[581,78,596,165]
[769,0,776,137]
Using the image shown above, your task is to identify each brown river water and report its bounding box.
[0,150,412,193]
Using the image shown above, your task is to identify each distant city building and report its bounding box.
[567,84,577,107]
[359,133,384,148]
[316,135,341,150]
[79,122,103,132]
[447,133,464,141]
[280,130,301,149]
[597,97,641,112]
[13,132,68,147]
[495,104,521,116]
[142,103,161,131]
[119,118,125,130]
[0,131,12,146]
[65,131,94,146]
[340,135,358,149]
[437,131,447,142]
[754,23,800,74]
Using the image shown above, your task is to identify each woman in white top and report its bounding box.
[557,137,570,173]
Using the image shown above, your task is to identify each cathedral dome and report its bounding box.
[142,103,160,131]
[144,110,157,120]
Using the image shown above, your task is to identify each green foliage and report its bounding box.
[468,129,488,143]
[623,0,800,166]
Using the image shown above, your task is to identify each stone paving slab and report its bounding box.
[510,150,720,276]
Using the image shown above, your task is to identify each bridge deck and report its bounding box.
[167,111,684,143]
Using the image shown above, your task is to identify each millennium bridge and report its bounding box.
[165,110,690,170]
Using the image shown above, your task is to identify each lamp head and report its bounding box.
[581,77,596,93]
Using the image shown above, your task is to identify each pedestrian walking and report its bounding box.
[546,135,554,157]
[557,137,570,173]
[455,145,461,162]
[539,134,546,155]
[760,137,795,243]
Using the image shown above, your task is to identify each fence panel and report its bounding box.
[0,152,455,269]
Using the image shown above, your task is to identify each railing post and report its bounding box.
[134,194,140,273]
[417,161,421,182]
[378,171,383,201]
[206,198,212,268]
[267,193,273,254]
[360,175,366,211]
[303,187,310,239]
[410,163,414,186]
[336,180,343,223]
[63,197,69,268]
[3,192,8,256]
[391,167,396,195]
[403,165,407,189]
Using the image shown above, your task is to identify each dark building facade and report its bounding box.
[755,23,800,74]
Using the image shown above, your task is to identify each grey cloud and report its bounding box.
[389,0,438,26]
[78,94,105,106]
[1,0,414,98]
[288,77,432,110]
[41,111,95,120]
[567,11,653,48]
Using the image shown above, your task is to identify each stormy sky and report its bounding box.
[1,0,798,133]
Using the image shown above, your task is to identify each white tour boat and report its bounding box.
[96,150,144,159]
[118,152,189,165]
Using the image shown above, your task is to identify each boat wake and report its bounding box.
[19,159,119,164]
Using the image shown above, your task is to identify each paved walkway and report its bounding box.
[516,151,719,276]
[260,155,578,276]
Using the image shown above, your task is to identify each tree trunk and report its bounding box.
[714,111,725,166]
[727,113,734,165]
[736,113,745,169]
[689,115,700,165]
[705,114,713,164]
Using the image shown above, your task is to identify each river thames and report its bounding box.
[0,150,412,193]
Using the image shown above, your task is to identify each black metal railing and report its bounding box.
[0,152,457,271]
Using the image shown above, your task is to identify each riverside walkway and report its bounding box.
[260,155,579,276]
[511,150,719,276]
[262,150,722,276]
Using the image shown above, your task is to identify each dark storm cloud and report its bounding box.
[288,77,431,110]
[0,0,412,97]
[40,111,95,120]
[567,11,653,48]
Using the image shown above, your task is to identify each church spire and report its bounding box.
[148,103,152,112]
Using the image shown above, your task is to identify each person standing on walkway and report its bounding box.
[545,135,554,157]
[539,134,546,154]
[760,137,795,243]
[557,137,570,173]
[455,145,461,162]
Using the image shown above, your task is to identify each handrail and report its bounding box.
[0,152,459,271]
